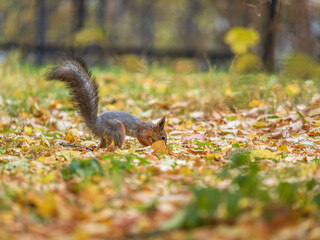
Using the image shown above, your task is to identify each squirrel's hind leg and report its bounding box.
[99,120,125,148]
[99,137,108,148]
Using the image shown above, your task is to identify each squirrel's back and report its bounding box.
[46,56,166,148]
[46,57,99,127]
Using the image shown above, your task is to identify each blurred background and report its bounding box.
[0,0,319,74]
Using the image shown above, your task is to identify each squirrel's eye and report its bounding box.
[161,136,165,140]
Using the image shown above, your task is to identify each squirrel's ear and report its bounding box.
[156,116,166,129]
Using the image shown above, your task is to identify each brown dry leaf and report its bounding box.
[270,132,283,139]
[151,140,168,154]
[145,154,159,161]
[187,148,208,155]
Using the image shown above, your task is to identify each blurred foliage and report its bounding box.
[73,28,106,47]
[0,51,318,114]
[0,0,233,52]
[1,1,36,43]
[173,58,199,73]
[60,158,104,181]
[225,27,262,74]
[283,52,320,79]
[117,54,147,73]
[163,151,319,230]
[230,52,262,74]
[224,27,260,55]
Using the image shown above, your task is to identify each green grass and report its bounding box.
[1,54,320,239]
[0,56,316,119]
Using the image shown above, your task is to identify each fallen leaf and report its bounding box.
[152,140,167,154]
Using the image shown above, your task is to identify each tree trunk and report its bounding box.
[36,0,46,65]
[109,0,128,47]
[72,0,86,32]
[263,0,279,72]
[296,0,313,54]
[183,0,201,54]
[97,0,106,29]
[140,1,154,55]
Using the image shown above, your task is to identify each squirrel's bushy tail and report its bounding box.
[46,57,99,127]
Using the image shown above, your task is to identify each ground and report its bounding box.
[1,57,320,240]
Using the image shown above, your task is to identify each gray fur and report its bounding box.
[99,111,153,137]
[46,56,167,148]
[46,57,99,126]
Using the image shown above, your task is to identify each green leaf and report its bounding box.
[232,143,239,148]
[60,158,104,180]
[226,115,236,121]
[230,151,251,167]
[194,140,205,147]
[277,182,297,205]
[306,179,316,191]
[226,193,240,217]
[267,115,280,119]
[313,193,320,208]
[296,111,307,124]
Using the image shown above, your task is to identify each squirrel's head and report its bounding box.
[151,116,167,145]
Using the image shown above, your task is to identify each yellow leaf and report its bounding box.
[251,149,279,160]
[23,126,32,135]
[80,184,105,204]
[42,172,55,183]
[248,133,258,139]
[285,83,300,97]
[224,86,234,97]
[196,125,204,131]
[249,99,261,108]
[65,133,76,143]
[19,112,31,117]
[277,144,288,152]
[186,120,193,126]
[0,212,14,223]
[36,193,57,218]
[179,167,192,175]
[21,146,28,152]
[107,104,118,111]
[36,156,46,161]
[73,229,90,240]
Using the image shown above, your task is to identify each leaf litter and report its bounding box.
[0,64,320,239]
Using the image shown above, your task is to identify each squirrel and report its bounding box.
[46,56,167,148]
